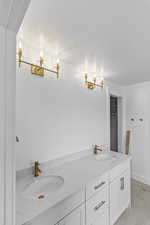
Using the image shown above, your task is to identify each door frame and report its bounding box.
[110,95,118,152]
[0,1,30,225]
[106,87,126,153]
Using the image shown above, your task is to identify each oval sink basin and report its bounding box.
[96,153,116,161]
[23,175,64,200]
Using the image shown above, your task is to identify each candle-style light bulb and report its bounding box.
[84,59,88,73]
[85,73,88,83]
[18,40,23,67]
[93,62,97,85]
[56,57,60,64]
[100,67,104,74]
[19,40,22,49]
[84,59,88,83]
[100,75,104,87]
[56,57,60,79]
[40,50,44,58]
[40,50,44,67]
[99,66,104,87]
[100,76,104,82]
[93,75,96,84]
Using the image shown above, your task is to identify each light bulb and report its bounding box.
[84,59,88,74]
[93,62,97,73]
[40,34,44,49]
[100,67,104,74]
[100,76,104,82]
[56,58,60,64]
[40,50,44,67]
[40,50,44,58]
[19,40,22,49]
[18,40,23,66]
[93,76,97,84]
[18,40,23,56]
[100,76,104,88]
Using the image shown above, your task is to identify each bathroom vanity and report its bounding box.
[16,151,131,225]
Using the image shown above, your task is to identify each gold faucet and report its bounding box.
[93,145,103,154]
[34,161,42,177]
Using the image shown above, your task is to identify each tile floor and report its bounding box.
[115,179,150,225]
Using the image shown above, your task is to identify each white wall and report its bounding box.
[125,82,150,184]
[16,64,109,171]
[0,24,6,225]
[16,63,125,171]
[0,1,31,224]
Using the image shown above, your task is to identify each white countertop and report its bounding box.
[16,151,131,225]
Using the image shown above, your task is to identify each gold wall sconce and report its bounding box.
[84,68,105,89]
[17,41,60,78]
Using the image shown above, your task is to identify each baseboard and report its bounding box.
[132,173,150,186]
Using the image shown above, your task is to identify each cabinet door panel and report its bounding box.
[110,169,130,225]
[59,205,85,225]
[89,212,108,225]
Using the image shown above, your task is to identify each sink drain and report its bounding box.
[38,194,45,199]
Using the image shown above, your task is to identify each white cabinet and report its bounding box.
[110,169,131,225]
[59,205,85,225]
[24,159,131,225]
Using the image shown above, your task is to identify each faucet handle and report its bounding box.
[96,144,101,148]
[93,144,104,154]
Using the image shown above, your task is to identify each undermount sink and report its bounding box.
[95,153,117,161]
[23,175,64,200]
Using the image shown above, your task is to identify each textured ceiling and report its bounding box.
[18,0,150,85]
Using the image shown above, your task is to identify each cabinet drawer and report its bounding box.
[109,160,130,182]
[86,172,109,200]
[86,187,108,225]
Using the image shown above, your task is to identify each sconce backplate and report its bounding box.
[31,65,44,76]
[87,82,95,89]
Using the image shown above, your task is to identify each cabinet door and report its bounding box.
[110,169,130,225]
[59,205,85,225]
[88,212,108,225]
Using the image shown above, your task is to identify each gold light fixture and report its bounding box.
[84,65,104,89]
[17,41,60,78]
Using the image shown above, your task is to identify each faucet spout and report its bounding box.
[93,144,103,154]
[34,161,42,177]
